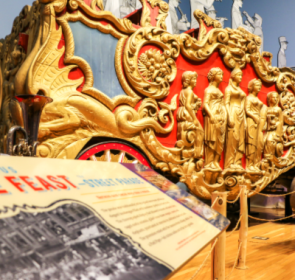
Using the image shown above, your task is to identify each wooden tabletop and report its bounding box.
[167,221,295,280]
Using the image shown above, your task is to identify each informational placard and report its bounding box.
[0,157,229,280]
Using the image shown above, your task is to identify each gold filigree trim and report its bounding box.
[57,11,141,109]
[40,0,67,13]
[194,9,222,41]
[68,0,137,35]
[250,52,280,83]
[140,0,169,30]
[90,0,104,11]
[177,11,262,69]
[123,27,180,99]
[277,68,295,93]
[148,0,169,30]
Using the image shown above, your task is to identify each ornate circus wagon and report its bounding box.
[1,0,295,201]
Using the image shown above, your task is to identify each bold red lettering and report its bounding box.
[47,176,68,189]
[35,176,57,190]
[5,176,24,192]
[20,176,44,192]
[0,187,8,194]
[57,176,77,189]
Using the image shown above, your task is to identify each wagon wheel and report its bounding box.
[77,141,151,168]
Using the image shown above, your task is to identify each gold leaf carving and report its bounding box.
[90,0,104,11]
[40,0,67,13]
[148,0,169,30]
[57,11,141,109]
[123,27,180,99]
[193,9,221,41]
[68,0,136,34]
[178,10,261,69]
[139,0,169,30]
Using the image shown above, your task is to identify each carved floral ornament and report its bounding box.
[124,27,180,99]
[3,0,295,200]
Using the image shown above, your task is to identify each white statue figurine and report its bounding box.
[278,36,288,68]
[105,0,121,18]
[166,0,190,34]
[120,0,141,18]
[243,12,263,52]
[231,0,253,33]
[206,5,228,28]
[190,0,215,29]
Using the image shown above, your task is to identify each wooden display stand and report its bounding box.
[236,186,249,270]
[211,192,227,280]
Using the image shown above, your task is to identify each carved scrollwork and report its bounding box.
[178,11,261,69]
[140,0,169,30]
[40,0,67,13]
[67,0,136,35]
[193,9,221,41]
[277,68,295,93]
[90,0,104,11]
[250,52,280,83]
[194,9,222,29]
[148,0,169,30]
[123,27,180,99]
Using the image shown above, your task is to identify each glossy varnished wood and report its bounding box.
[168,222,295,280]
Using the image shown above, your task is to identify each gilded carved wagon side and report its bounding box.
[1,0,295,200]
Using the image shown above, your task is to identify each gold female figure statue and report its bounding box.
[203,68,226,170]
[245,79,265,171]
[177,71,204,159]
[224,68,246,171]
[264,91,284,159]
